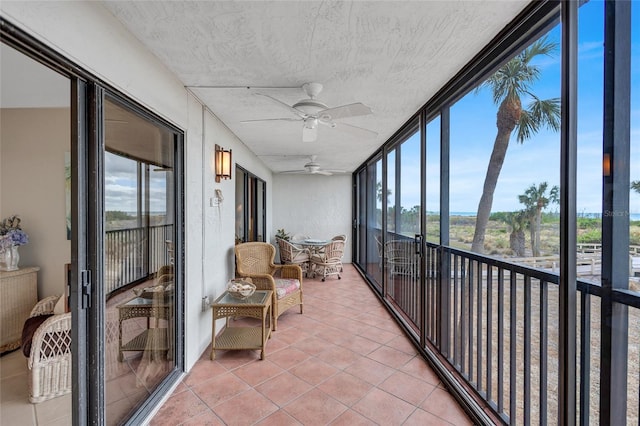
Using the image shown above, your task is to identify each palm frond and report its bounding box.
[515,111,538,142]
[478,36,557,106]
[529,95,561,130]
[519,36,558,64]
[515,95,561,143]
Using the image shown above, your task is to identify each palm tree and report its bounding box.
[503,210,528,257]
[518,182,559,257]
[632,180,640,194]
[471,37,561,253]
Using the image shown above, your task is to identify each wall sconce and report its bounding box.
[603,153,611,177]
[215,144,232,182]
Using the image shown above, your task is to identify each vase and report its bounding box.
[0,246,19,271]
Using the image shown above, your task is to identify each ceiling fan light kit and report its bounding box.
[303,118,318,129]
[280,155,346,176]
[241,82,378,143]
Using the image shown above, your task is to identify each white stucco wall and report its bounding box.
[0,1,274,372]
[272,174,353,263]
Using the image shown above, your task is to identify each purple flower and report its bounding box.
[7,229,29,246]
[0,215,29,248]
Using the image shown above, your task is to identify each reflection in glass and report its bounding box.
[235,167,266,243]
[387,149,396,233]
[365,158,383,290]
[426,116,440,244]
[235,167,246,243]
[385,127,421,333]
[104,97,176,425]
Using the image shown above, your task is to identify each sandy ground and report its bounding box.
[448,271,639,425]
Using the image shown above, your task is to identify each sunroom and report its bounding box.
[0,1,638,425]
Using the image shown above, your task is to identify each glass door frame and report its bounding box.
[0,18,185,425]
[382,117,425,338]
[100,90,185,425]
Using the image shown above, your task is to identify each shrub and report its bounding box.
[577,229,601,244]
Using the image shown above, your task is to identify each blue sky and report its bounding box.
[393,1,639,216]
[104,2,639,218]
[105,152,168,213]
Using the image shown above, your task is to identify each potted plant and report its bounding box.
[276,228,290,241]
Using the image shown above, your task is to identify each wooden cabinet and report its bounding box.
[0,266,38,353]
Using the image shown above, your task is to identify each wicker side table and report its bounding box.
[210,290,272,360]
[0,266,39,353]
[117,296,171,361]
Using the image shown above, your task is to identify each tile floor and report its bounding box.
[150,265,473,425]
[0,349,72,425]
[0,264,473,425]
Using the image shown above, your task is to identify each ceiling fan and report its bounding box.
[280,155,346,176]
[241,82,377,143]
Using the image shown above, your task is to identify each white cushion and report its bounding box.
[53,295,66,314]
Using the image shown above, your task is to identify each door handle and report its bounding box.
[414,234,423,256]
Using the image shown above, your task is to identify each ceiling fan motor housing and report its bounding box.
[293,99,328,115]
[305,162,321,173]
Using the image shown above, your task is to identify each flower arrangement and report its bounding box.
[0,215,29,250]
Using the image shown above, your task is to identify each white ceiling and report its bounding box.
[1,1,529,174]
[100,0,529,174]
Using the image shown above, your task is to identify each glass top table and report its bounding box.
[210,290,273,360]
[214,290,270,306]
[116,295,171,362]
[291,239,330,254]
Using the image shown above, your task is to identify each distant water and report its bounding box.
[443,211,640,221]
[449,212,477,217]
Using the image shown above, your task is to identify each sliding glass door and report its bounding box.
[385,121,423,333]
[1,20,184,425]
[103,95,182,425]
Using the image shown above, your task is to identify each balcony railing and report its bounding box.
[361,235,640,424]
[105,224,173,294]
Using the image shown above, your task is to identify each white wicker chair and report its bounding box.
[310,240,345,281]
[276,237,311,276]
[330,235,347,271]
[25,295,72,403]
[385,240,419,278]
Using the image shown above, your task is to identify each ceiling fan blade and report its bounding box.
[333,122,378,139]
[240,117,300,123]
[313,170,333,176]
[302,125,318,143]
[318,102,373,121]
[279,170,306,174]
[255,93,308,118]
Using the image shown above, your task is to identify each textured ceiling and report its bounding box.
[101,0,528,174]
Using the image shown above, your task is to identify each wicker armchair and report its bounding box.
[276,237,311,276]
[24,295,72,403]
[330,235,347,271]
[385,240,419,278]
[310,240,345,281]
[235,242,303,331]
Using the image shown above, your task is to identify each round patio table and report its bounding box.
[292,238,330,254]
